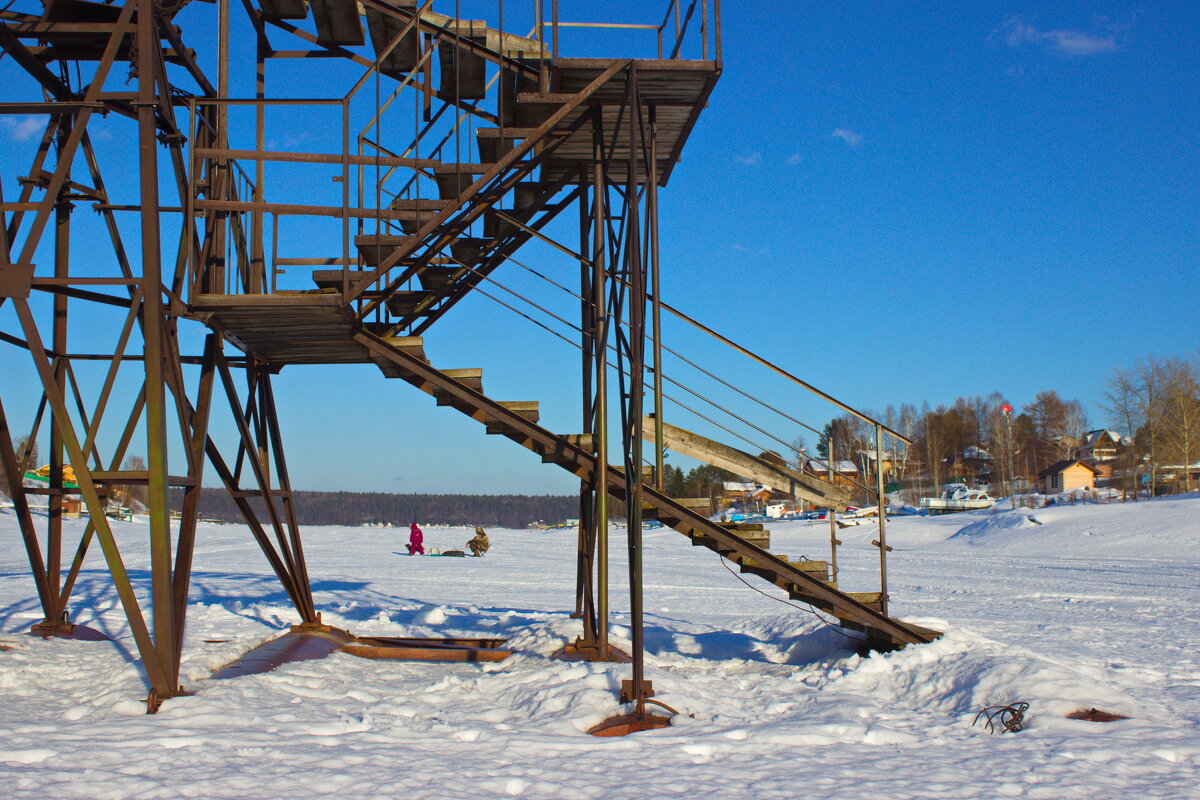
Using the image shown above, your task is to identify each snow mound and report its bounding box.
[951,511,1042,543]
[825,629,1152,726]
[414,603,448,625]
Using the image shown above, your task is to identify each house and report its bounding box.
[944,445,992,482]
[1038,459,1101,494]
[721,481,758,503]
[856,450,903,482]
[801,458,859,487]
[1077,430,1124,463]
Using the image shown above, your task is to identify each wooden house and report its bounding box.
[1077,430,1123,463]
[1038,459,1101,494]
[801,458,859,487]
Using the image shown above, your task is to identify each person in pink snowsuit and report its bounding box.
[406,522,425,555]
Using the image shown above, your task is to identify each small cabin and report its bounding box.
[1038,459,1101,494]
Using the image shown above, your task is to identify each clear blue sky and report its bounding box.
[2,1,1197,495]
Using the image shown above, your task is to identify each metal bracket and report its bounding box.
[620,679,654,704]
[0,264,35,299]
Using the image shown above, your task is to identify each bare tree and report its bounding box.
[117,455,149,511]
[1136,358,1167,490]
[1049,399,1088,461]
[1160,354,1200,492]
[1104,367,1145,498]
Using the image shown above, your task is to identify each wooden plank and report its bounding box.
[339,643,511,662]
[440,367,482,386]
[365,3,419,77]
[644,415,851,509]
[259,0,309,21]
[310,0,364,46]
[312,269,374,289]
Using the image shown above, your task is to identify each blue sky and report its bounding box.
[2,1,1197,495]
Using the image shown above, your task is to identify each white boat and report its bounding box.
[920,483,995,514]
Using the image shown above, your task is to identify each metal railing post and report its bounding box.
[875,423,889,616]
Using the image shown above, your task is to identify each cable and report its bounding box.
[715,551,866,642]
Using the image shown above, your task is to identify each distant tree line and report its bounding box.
[804,351,1200,501]
[167,489,578,528]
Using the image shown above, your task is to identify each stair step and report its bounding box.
[689,530,771,551]
[371,336,426,378]
[777,558,829,574]
[512,93,571,127]
[385,336,426,361]
[513,181,547,212]
[562,433,595,452]
[719,521,764,532]
[259,0,309,21]
[483,209,520,239]
[310,0,364,46]
[438,23,488,100]
[669,497,712,516]
[385,291,436,317]
[353,234,415,269]
[431,162,497,199]
[731,531,770,548]
[476,127,537,163]
[439,368,483,391]
[365,3,419,79]
[416,266,460,291]
[388,198,454,211]
[516,92,576,105]
[738,557,832,584]
[614,463,655,483]
[449,238,488,267]
[476,127,539,140]
[312,269,374,290]
[484,401,540,433]
[540,433,594,464]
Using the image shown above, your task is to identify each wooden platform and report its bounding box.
[539,59,721,185]
[190,292,373,366]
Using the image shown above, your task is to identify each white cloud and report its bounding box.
[785,153,802,165]
[830,128,863,148]
[1000,16,1117,56]
[2,116,43,143]
[734,151,762,166]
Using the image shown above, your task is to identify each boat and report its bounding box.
[920,483,995,514]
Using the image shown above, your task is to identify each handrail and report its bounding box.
[541,0,717,62]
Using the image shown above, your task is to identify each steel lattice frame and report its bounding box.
[1,0,725,713]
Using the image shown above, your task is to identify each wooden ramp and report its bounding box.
[641,415,852,510]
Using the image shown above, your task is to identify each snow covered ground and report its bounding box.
[1,495,1197,798]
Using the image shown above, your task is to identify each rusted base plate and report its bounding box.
[30,623,111,641]
[587,712,672,737]
[1067,708,1128,722]
[341,636,512,662]
[211,630,514,678]
[210,626,354,679]
[551,641,633,663]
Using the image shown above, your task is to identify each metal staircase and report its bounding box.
[354,330,939,650]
